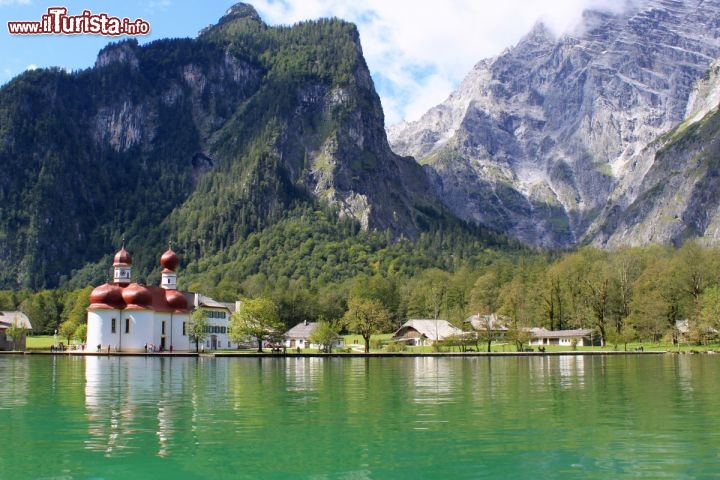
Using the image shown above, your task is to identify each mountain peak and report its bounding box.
[198,2,266,37]
[388,0,720,249]
[221,3,263,23]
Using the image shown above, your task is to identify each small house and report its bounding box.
[465,313,509,339]
[392,319,463,346]
[0,311,32,351]
[528,328,598,347]
[284,321,342,350]
[675,319,718,344]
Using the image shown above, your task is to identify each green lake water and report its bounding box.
[1,354,719,479]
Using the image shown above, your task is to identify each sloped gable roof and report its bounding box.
[190,293,236,311]
[529,328,593,339]
[285,321,317,339]
[0,311,32,330]
[393,319,462,341]
[465,313,509,331]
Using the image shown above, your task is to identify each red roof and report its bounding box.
[113,247,132,266]
[160,249,179,271]
[89,283,124,309]
[88,283,190,313]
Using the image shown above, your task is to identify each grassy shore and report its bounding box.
[25,334,720,354]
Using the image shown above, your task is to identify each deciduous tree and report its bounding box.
[188,309,209,353]
[343,297,391,353]
[230,297,283,352]
[308,319,342,353]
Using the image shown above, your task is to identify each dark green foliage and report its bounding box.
[0,5,512,292]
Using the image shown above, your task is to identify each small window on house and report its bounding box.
[162,321,166,335]
[111,318,116,333]
[182,322,186,336]
[125,318,130,334]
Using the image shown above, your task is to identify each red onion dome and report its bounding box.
[121,283,152,307]
[113,247,132,266]
[89,283,124,309]
[160,249,179,271]
[165,289,188,310]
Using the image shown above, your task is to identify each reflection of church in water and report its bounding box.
[84,356,192,457]
[87,247,238,352]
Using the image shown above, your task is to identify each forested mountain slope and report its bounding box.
[0,3,496,290]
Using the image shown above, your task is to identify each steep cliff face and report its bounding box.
[589,60,720,247]
[0,3,446,289]
[389,0,720,248]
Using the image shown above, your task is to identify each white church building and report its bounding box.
[87,247,239,352]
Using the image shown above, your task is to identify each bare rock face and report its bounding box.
[589,58,720,247]
[388,0,720,248]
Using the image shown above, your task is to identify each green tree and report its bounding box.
[73,323,87,344]
[349,274,401,326]
[471,314,505,352]
[507,323,532,352]
[58,319,76,345]
[308,319,342,353]
[6,314,29,351]
[188,309,209,353]
[628,254,678,341]
[696,285,720,344]
[229,297,283,352]
[605,318,637,351]
[469,269,503,318]
[18,290,63,335]
[56,286,92,345]
[343,296,391,353]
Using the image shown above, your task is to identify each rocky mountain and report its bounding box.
[0,3,460,289]
[589,59,720,246]
[388,0,720,248]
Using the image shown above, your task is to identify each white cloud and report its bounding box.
[0,0,31,6]
[252,1,640,124]
[146,0,172,14]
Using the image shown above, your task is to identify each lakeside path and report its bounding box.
[8,350,675,358]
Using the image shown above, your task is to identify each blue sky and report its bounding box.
[0,0,629,125]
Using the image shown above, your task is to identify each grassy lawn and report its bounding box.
[25,334,720,354]
[26,335,60,350]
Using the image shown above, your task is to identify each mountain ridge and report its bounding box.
[388,0,720,248]
[0,3,483,290]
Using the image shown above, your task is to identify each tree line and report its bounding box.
[6,239,720,348]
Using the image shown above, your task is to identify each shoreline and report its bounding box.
[2,350,679,358]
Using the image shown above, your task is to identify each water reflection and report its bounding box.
[558,355,585,388]
[0,357,29,409]
[528,355,586,390]
[410,357,454,405]
[406,358,456,432]
[84,356,191,458]
[1,355,719,478]
[285,357,324,394]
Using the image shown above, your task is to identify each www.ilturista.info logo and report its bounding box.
[7,7,150,36]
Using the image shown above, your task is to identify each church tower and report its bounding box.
[112,247,132,286]
[160,248,179,290]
